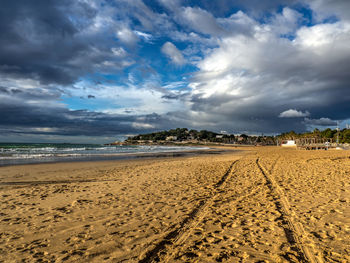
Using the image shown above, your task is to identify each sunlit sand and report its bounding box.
[1,147,349,262]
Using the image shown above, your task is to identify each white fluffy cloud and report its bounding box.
[295,21,350,50]
[178,6,223,35]
[134,31,153,42]
[185,8,350,132]
[161,41,186,65]
[116,27,138,45]
[279,109,310,118]
[270,7,302,35]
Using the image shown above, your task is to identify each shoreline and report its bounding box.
[0,148,246,187]
[0,146,238,168]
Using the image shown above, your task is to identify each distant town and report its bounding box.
[108,127,350,146]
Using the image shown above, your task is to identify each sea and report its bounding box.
[0,143,209,166]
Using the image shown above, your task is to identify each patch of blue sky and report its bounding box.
[80,72,124,86]
[252,9,276,24]
[292,4,339,26]
[293,5,313,27]
[162,80,188,90]
[276,4,339,41]
[143,0,168,14]
[186,1,242,17]
[255,4,311,28]
[134,39,198,85]
[61,95,140,112]
[279,34,296,41]
[61,96,111,111]
[75,19,199,96]
[143,0,242,18]
[321,15,339,24]
[341,119,350,129]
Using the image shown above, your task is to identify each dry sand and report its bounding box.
[0,147,350,262]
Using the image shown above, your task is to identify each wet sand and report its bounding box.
[1,147,350,262]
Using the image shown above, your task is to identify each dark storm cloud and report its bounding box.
[161,93,188,100]
[161,94,180,100]
[0,0,129,86]
[0,0,86,84]
[0,85,61,100]
[304,118,337,126]
[188,80,350,133]
[0,0,181,140]
[0,98,172,137]
[0,86,10,94]
[189,92,308,133]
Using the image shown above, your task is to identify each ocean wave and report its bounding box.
[0,153,86,159]
[0,145,209,162]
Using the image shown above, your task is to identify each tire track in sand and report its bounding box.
[138,160,238,263]
[269,155,281,174]
[162,178,265,262]
[256,158,323,263]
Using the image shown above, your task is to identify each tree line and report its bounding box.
[278,128,350,143]
[126,127,350,144]
[126,128,276,145]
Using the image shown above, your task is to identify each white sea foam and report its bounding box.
[0,144,209,165]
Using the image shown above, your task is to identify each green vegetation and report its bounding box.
[126,128,276,145]
[278,128,350,143]
[127,128,219,142]
[126,127,350,145]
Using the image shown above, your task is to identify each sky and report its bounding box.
[1,0,350,143]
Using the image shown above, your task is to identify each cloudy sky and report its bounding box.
[1,0,350,143]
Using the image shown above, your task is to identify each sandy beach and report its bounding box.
[1,147,350,262]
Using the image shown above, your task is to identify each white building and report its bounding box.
[166,136,177,141]
[281,140,297,147]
